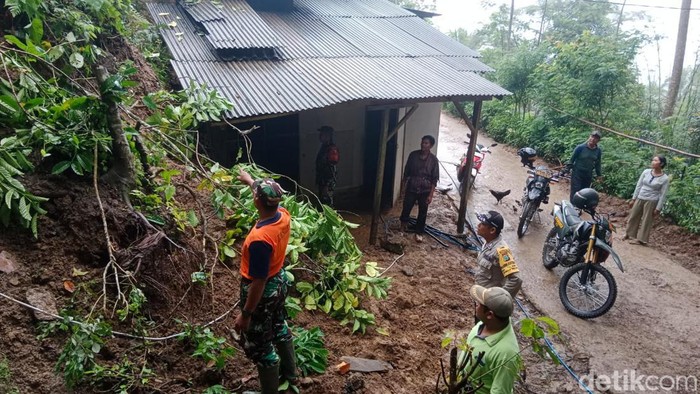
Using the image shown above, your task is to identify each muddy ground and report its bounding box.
[0,113,698,394]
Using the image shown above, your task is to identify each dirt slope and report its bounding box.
[437,113,700,393]
[1,113,697,393]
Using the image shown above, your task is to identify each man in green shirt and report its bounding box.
[466,285,521,394]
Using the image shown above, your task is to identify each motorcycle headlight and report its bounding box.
[535,182,544,188]
[605,229,612,243]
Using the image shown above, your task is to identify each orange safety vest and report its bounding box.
[240,208,291,280]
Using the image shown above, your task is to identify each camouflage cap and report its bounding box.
[253,178,286,206]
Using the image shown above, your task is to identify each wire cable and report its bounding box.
[513,298,596,394]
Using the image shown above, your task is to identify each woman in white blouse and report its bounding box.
[625,155,670,245]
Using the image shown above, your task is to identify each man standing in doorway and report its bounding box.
[400,135,440,237]
[475,211,522,298]
[233,169,297,394]
[316,125,339,206]
[568,130,603,201]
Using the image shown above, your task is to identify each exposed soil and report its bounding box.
[1,113,698,394]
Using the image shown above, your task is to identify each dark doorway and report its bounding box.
[198,114,300,191]
[363,109,399,210]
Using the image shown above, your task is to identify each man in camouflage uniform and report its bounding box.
[234,169,297,393]
[316,125,338,206]
[475,211,522,298]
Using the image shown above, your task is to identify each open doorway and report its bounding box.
[363,109,399,211]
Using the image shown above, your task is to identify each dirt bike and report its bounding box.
[517,166,559,238]
[541,197,624,319]
[456,144,491,193]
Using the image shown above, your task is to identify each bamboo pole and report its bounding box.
[549,106,700,159]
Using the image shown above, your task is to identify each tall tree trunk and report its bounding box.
[662,0,692,119]
[95,65,136,202]
[537,0,548,47]
[507,0,515,49]
[615,0,626,37]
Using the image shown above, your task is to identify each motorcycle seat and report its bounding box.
[562,201,582,226]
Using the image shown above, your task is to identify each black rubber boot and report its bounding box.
[257,362,280,394]
[277,339,298,383]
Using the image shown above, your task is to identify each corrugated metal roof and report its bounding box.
[388,17,481,57]
[294,0,414,17]
[172,57,510,118]
[182,0,280,49]
[147,0,510,119]
[146,3,218,61]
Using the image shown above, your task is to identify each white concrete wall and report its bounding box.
[298,101,441,204]
[393,102,442,202]
[298,103,366,191]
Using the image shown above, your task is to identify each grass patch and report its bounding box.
[0,355,19,394]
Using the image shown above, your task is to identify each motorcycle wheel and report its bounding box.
[559,263,617,319]
[517,200,538,238]
[542,228,559,269]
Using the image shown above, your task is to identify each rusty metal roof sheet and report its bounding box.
[147,0,510,119]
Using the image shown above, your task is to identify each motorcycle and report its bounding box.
[456,144,491,193]
[517,166,559,238]
[541,188,625,319]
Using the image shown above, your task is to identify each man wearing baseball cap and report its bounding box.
[567,129,603,201]
[466,285,521,394]
[475,211,522,298]
[234,169,297,393]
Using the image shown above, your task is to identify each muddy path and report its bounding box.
[437,113,700,392]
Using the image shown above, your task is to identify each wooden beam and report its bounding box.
[454,101,482,233]
[369,110,390,245]
[386,105,419,142]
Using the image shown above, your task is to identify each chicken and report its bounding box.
[489,189,511,204]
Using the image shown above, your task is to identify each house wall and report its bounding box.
[298,103,366,192]
[298,101,441,206]
[393,102,442,202]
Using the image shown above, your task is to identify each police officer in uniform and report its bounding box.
[475,211,522,298]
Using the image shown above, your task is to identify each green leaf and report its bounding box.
[18,196,31,220]
[222,246,236,258]
[0,95,21,115]
[28,18,43,43]
[352,319,361,333]
[65,32,76,43]
[142,95,157,110]
[5,189,15,208]
[520,318,535,337]
[69,52,84,69]
[163,185,175,202]
[187,210,199,227]
[51,161,71,175]
[332,295,344,311]
[536,316,560,335]
[4,35,27,50]
[295,282,313,294]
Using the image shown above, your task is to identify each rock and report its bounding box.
[0,251,18,273]
[380,235,405,254]
[9,277,19,286]
[25,288,59,321]
[340,356,393,373]
[400,266,414,277]
[300,377,314,387]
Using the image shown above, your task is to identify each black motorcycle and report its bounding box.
[517,166,558,238]
[541,188,625,319]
